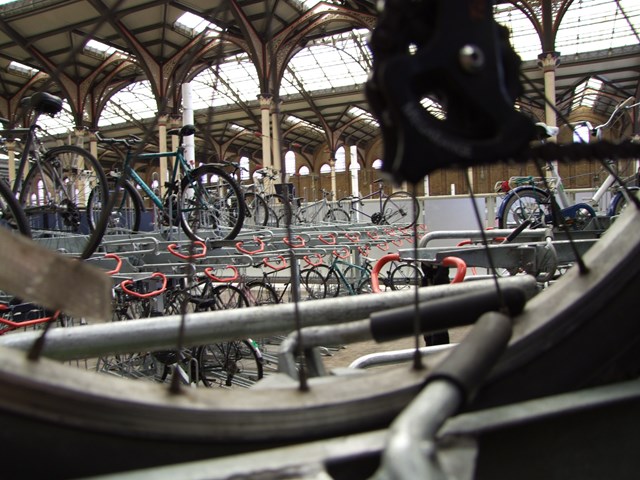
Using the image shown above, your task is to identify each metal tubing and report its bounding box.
[0,276,536,361]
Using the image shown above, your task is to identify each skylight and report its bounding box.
[174,12,222,37]
[7,61,38,78]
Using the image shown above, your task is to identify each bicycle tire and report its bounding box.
[498,187,551,229]
[299,266,329,299]
[197,340,264,388]
[610,187,639,217]
[1,206,640,475]
[382,191,420,227]
[88,177,142,235]
[197,283,263,387]
[389,263,424,291]
[303,265,340,298]
[325,207,350,223]
[19,145,108,257]
[245,280,280,306]
[242,192,269,227]
[179,164,245,242]
[0,178,30,236]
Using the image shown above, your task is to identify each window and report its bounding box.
[299,165,310,176]
[372,159,383,170]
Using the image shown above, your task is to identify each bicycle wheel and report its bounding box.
[245,280,280,306]
[610,187,639,218]
[0,178,30,236]
[389,263,424,291]
[242,192,269,227]
[88,177,142,235]
[498,187,551,229]
[197,283,263,387]
[302,265,340,298]
[179,164,245,242]
[20,145,108,257]
[325,207,350,223]
[197,340,264,388]
[382,191,420,227]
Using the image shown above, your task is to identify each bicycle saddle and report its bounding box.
[23,92,63,116]
[366,0,537,184]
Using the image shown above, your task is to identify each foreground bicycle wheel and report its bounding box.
[88,177,142,235]
[20,145,108,257]
[0,178,30,236]
[179,164,245,242]
[0,201,639,478]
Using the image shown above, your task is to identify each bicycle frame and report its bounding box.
[341,186,386,222]
[122,146,190,211]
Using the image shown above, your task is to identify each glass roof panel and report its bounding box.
[555,0,640,56]
[493,4,542,61]
[282,29,370,95]
[190,53,261,109]
[98,81,158,127]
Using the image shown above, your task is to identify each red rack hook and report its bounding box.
[371,253,400,293]
[303,253,324,267]
[120,272,168,299]
[167,241,207,260]
[263,255,288,271]
[235,237,266,255]
[441,256,467,283]
[204,265,240,283]
[103,253,122,276]
[283,235,306,248]
[332,246,351,259]
[317,233,337,245]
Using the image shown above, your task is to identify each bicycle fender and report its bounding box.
[496,186,548,220]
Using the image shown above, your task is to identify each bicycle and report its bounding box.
[0,92,109,256]
[221,160,272,228]
[497,99,640,230]
[279,186,349,226]
[337,179,420,227]
[92,127,245,242]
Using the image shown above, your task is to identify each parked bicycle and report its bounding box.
[337,179,420,227]
[92,127,245,242]
[0,92,108,256]
[497,98,640,230]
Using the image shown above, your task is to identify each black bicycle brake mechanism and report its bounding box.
[366,0,537,184]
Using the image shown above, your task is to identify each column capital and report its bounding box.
[258,94,273,109]
[537,51,560,72]
[157,114,169,127]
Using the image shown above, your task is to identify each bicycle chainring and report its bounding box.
[60,198,81,229]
